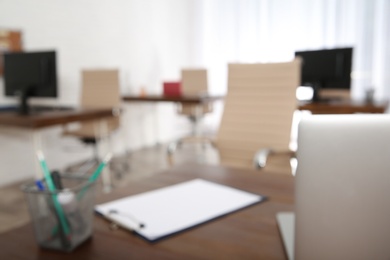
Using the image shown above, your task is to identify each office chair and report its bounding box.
[173,69,213,145]
[217,59,301,172]
[168,59,301,173]
[180,68,211,132]
[62,69,129,177]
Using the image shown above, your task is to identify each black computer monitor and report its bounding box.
[295,47,353,101]
[3,50,57,114]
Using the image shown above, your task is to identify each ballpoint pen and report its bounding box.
[51,171,63,189]
[35,180,45,191]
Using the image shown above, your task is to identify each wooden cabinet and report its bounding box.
[0,29,23,75]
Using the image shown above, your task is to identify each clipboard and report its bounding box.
[95,179,267,242]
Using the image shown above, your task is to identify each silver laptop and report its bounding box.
[278,114,390,260]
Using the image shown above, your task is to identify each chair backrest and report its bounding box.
[179,69,211,115]
[79,69,121,132]
[216,59,301,169]
[181,69,208,95]
[81,69,121,109]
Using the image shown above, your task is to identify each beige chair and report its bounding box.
[177,68,212,139]
[216,59,301,173]
[63,69,126,175]
[168,59,301,174]
[167,69,213,163]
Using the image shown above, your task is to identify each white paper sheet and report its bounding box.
[95,179,265,241]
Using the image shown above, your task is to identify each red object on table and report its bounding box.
[163,82,182,97]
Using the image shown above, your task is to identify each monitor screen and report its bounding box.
[295,47,353,100]
[3,50,57,98]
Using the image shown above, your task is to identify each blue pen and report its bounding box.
[35,180,45,191]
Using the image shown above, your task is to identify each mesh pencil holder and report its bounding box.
[21,176,96,252]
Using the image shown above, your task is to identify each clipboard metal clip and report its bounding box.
[108,209,146,230]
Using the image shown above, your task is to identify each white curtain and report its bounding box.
[191,0,390,100]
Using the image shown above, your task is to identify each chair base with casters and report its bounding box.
[167,136,215,166]
[63,132,130,180]
[253,149,296,175]
[167,102,214,163]
[178,102,212,135]
[64,137,101,176]
[167,142,295,175]
[63,125,130,178]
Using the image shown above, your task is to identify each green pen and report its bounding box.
[88,153,113,183]
[77,153,112,199]
[36,151,71,237]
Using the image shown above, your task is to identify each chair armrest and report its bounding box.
[253,148,274,169]
[167,141,179,156]
[112,107,122,117]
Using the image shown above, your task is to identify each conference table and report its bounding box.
[124,94,387,114]
[298,99,388,114]
[0,164,294,259]
[0,107,117,190]
[0,107,115,129]
[123,94,225,142]
[122,94,224,104]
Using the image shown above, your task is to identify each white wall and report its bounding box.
[0,0,207,187]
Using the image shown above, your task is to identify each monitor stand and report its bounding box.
[17,85,35,115]
[313,97,344,103]
[310,83,343,103]
[311,82,322,102]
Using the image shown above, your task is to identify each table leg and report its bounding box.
[95,119,112,193]
[193,105,202,137]
[120,108,131,155]
[32,130,43,180]
[153,104,161,145]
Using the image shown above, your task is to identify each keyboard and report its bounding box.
[29,105,75,112]
[0,105,75,113]
[0,105,18,112]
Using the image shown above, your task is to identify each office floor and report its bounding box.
[0,142,219,234]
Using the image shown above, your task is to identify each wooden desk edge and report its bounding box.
[0,108,115,129]
[298,100,389,114]
[122,95,224,104]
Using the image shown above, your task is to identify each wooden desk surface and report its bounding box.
[0,164,294,259]
[298,99,388,114]
[0,108,115,129]
[123,94,224,104]
[124,95,387,114]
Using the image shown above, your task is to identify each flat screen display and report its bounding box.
[295,47,353,90]
[3,50,57,98]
